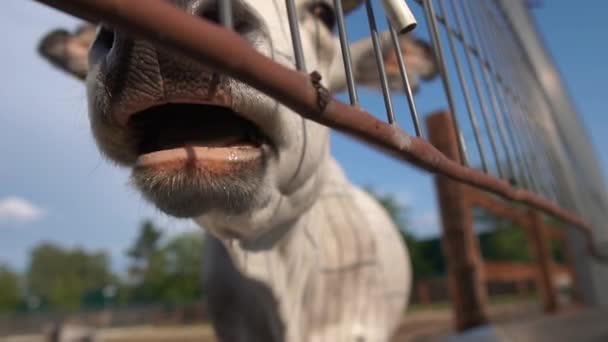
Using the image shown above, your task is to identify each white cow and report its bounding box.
[38,0,437,340]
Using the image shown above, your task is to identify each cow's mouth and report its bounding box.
[125,103,269,217]
[128,103,268,168]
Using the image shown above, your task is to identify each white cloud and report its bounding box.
[0,196,46,223]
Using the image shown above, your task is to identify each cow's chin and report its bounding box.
[131,145,269,218]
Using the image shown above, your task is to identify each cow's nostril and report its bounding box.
[198,6,221,24]
[89,25,115,63]
[97,26,115,51]
[89,25,116,65]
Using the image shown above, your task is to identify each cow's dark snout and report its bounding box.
[89,0,262,68]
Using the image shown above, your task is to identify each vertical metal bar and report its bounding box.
[516,72,563,201]
[460,0,517,184]
[365,0,397,124]
[506,40,564,201]
[333,0,359,106]
[449,0,504,178]
[478,1,557,199]
[436,0,489,173]
[528,121,561,202]
[493,74,542,194]
[452,2,523,184]
[544,141,572,207]
[512,61,558,199]
[467,0,535,190]
[500,91,537,191]
[459,131,471,165]
[502,37,573,201]
[513,106,550,196]
[496,2,608,261]
[470,1,527,186]
[285,0,306,71]
[422,0,468,165]
[500,97,534,189]
[388,24,423,137]
[481,5,548,197]
[522,116,557,199]
[494,23,546,194]
[218,0,233,29]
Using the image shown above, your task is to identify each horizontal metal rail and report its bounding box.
[32,0,605,260]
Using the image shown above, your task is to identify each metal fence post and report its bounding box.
[427,111,489,331]
[497,0,608,306]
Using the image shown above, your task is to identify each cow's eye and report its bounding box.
[310,2,336,30]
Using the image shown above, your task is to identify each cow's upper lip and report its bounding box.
[127,102,269,159]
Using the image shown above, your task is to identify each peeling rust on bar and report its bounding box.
[32,0,606,261]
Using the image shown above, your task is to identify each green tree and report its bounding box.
[127,221,203,304]
[126,220,165,301]
[128,220,162,265]
[0,265,21,312]
[27,243,115,310]
[159,232,203,303]
[475,209,532,262]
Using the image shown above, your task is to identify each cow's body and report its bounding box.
[37,1,437,340]
[203,158,409,341]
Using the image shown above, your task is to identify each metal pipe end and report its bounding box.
[382,0,417,34]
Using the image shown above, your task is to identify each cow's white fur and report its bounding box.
[37,0,439,340]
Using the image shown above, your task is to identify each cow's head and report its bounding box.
[39,0,436,244]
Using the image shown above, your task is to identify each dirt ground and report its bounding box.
[1,299,544,342]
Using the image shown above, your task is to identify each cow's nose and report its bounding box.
[90,0,266,126]
[89,0,261,67]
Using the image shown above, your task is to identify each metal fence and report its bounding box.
[31,0,607,260]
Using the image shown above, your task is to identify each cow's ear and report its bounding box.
[328,31,438,94]
[38,24,96,81]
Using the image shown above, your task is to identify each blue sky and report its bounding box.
[1,0,607,271]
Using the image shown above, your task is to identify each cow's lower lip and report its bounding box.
[135,145,263,171]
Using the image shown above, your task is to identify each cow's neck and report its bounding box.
[216,157,350,338]
[221,156,348,275]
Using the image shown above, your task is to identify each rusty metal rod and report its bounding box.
[31,0,606,260]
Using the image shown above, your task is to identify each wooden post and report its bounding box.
[527,209,558,313]
[427,112,489,331]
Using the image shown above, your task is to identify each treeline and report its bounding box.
[0,190,543,313]
[368,189,563,280]
[0,220,203,313]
